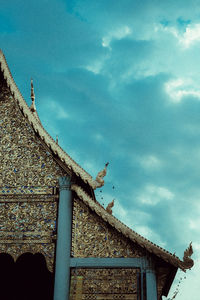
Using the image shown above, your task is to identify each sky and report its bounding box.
[1,0,200,298]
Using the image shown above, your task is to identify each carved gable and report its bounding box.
[0,75,65,188]
[0,72,66,271]
[72,198,145,258]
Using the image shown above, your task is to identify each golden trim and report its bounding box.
[0,231,54,236]
[0,197,58,202]
[0,240,52,244]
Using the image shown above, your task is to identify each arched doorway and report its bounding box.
[0,253,15,300]
[0,253,54,300]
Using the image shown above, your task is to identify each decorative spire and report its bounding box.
[30,78,36,112]
[94,162,109,188]
[56,135,58,144]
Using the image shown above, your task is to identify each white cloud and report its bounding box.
[85,60,104,74]
[137,184,174,205]
[164,258,200,300]
[111,199,151,230]
[189,218,200,231]
[139,155,162,170]
[134,225,166,248]
[48,100,69,119]
[165,78,200,102]
[157,23,200,49]
[82,160,99,176]
[102,25,131,48]
[93,133,104,142]
[180,23,200,48]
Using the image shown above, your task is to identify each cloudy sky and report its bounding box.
[1,0,200,298]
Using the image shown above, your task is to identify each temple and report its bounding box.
[0,50,194,300]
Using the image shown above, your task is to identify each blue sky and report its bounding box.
[1,0,200,298]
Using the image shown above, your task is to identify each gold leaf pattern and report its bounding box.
[0,80,65,272]
[70,268,139,300]
[72,199,144,258]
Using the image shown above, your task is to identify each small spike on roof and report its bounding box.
[30,78,36,112]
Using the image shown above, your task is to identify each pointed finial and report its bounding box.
[56,135,58,144]
[181,242,194,271]
[30,78,36,112]
[94,162,109,188]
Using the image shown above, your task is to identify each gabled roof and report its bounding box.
[0,49,193,273]
[0,50,101,189]
[71,183,194,272]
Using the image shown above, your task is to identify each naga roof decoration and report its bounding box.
[0,50,105,189]
[71,184,194,272]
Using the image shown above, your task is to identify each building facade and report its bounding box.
[0,50,194,300]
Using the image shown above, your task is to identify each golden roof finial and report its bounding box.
[30,78,36,112]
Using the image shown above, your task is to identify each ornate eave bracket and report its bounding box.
[93,162,109,189]
[0,242,55,272]
[180,242,194,271]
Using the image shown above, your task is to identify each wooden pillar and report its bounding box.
[54,176,72,300]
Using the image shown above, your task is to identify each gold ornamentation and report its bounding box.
[0,81,64,271]
[71,199,144,258]
[0,201,57,232]
[0,194,58,202]
[70,268,139,300]
[0,91,66,187]
[0,49,97,188]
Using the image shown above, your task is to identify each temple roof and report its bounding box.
[0,50,101,190]
[0,49,193,276]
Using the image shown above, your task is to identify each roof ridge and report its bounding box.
[0,50,101,189]
[71,183,193,271]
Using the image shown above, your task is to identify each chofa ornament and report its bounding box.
[94,162,109,188]
[181,242,194,271]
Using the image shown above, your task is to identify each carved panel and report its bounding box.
[0,201,57,231]
[70,268,139,300]
[72,199,145,257]
[0,81,65,271]
[0,84,65,187]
